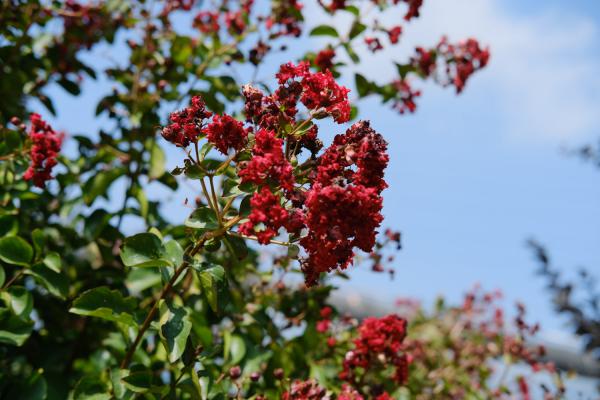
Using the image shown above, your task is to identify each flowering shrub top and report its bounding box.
[0,1,570,399]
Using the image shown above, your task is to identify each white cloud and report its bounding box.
[310,0,600,141]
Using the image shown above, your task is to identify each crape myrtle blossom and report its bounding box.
[341,314,409,386]
[164,62,385,286]
[24,113,63,188]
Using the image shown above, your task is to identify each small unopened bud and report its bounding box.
[273,368,284,380]
[229,366,241,380]
[10,116,20,126]
[250,372,261,382]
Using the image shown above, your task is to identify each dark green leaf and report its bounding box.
[223,235,248,260]
[349,21,366,39]
[199,265,225,313]
[355,73,372,97]
[4,286,33,317]
[120,233,171,268]
[309,25,339,38]
[149,142,166,180]
[185,207,219,230]
[29,263,68,299]
[159,300,192,362]
[72,376,111,400]
[0,308,33,346]
[0,236,33,266]
[42,251,61,273]
[83,168,124,206]
[57,78,81,95]
[69,287,137,327]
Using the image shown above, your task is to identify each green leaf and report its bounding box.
[83,168,124,206]
[0,265,4,287]
[13,371,47,400]
[287,244,300,259]
[164,239,184,266]
[159,300,192,363]
[355,73,372,97]
[125,268,162,295]
[132,186,148,219]
[343,43,360,63]
[0,236,33,266]
[69,287,137,327]
[58,78,81,95]
[171,36,193,64]
[185,207,220,230]
[309,25,339,38]
[224,332,246,365]
[29,263,68,299]
[0,215,18,237]
[73,376,111,400]
[149,142,166,180]
[349,21,366,39]
[395,62,416,79]
[42,251,61,273]
[3,287,33,317]
[121,371,157,393]
[31,229,45,257]
[110,368,134,400]
[199,265,225,313]
[239,195,252,217]
[120,233,171,268]
[343,5,360,15]
[39,95,56,115]
[223,235,248,261]
[0,308,34,346]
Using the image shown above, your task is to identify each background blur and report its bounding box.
[35,0,600,379]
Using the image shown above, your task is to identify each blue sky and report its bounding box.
[36,0,600,353]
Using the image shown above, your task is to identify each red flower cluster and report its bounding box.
[437,37,490,93]
[412,37,490,93]
[238,129,294,191]
[316,306,333,333]
[282,379,327,400]
[266,0,303,38]
[193,11,219,33]
[161,0,195,16]
[398,0,423,21]
[238,187,303,244]
[387,26,403,44]
[205,114,249,155]
[365,37,383,53]
[392,79,421,114]
[278,61,350,123]
[338,385,363,400]
[243,62,350,132]
[300,121,388,285]
[59,0,117,50]
[314,48,336,72]
[341,314,409,385]
[24,113,63,188]
[162,96,213,147]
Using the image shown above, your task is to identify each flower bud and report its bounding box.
[250,371,261,382]
[273,368,284,380]
[229,366,241,380]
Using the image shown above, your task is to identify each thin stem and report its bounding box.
[2,271,24,290]
[200,178,216,211]
[228,231,290,246]
[221,196,236,217]
[208,176,221,223]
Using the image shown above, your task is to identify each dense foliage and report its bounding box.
[0,0,568,399]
